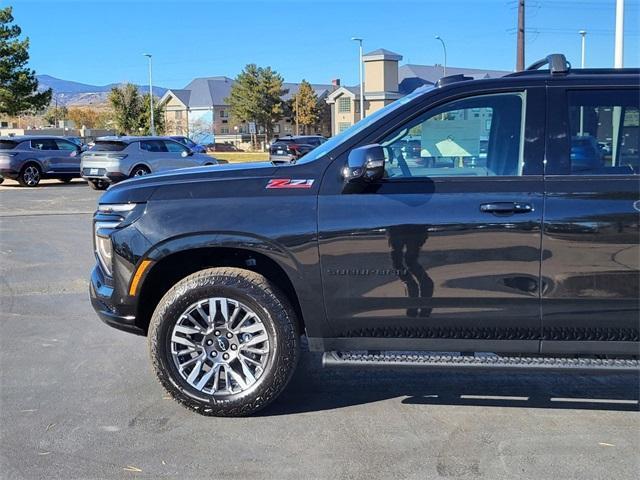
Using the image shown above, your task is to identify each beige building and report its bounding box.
[326,48,510,136]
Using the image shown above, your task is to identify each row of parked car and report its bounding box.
[0,135,222,189]
[0,133,329,188]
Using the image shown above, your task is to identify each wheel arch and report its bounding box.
[135,243,306,336]
[128,162,152,176]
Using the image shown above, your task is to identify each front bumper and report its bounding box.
[90,265,145,335]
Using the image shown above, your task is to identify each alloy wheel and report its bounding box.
[23,166,40,186]
[170,297,271,396]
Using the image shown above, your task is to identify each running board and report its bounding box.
[322,351,640,373]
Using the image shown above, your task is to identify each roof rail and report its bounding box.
[435,74,474,88]
[526,54,570,75]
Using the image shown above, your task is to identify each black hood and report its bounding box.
[99,162,280,204]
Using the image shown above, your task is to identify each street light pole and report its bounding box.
[614,0,624,68]
[579,30,587,136]
[351,37,364,120]
[435,35,447,77]
[143,53,155,135]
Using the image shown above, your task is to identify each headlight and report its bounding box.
[94,203,144,276]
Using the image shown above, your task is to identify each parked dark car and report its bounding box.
[169,136,207,153]
[206,143,244,152]
[268,135,326,163]
[89,55,639,417]
[0,135,83,186]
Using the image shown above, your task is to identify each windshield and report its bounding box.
[297,86,433,164]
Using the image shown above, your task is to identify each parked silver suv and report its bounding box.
[0,136,83,187]
[81,136,218,190]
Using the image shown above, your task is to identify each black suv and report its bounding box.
[269,135,326,163]
[90,55,640,416]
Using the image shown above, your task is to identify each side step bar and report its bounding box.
[322,352,640,373]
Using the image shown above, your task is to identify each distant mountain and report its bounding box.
[36,74,168,106]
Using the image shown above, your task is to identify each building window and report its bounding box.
[338,97,351,113]
[174,111,182,120]
[338,122,351,132]
[219,110,228,118]
[274,124,280,133]
[284,125,292,133]
[221,127,229,134]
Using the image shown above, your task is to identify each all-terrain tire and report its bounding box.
[148,267,300,417]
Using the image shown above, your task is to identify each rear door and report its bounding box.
[542,82,640,355]
[163,139,200,169]
[54,139,81,173]
[317,86,546,352]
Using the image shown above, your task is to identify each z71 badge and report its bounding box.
[266,179,315,189]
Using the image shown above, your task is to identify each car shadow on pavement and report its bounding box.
[0,179,88,188]
[259,352,640,416]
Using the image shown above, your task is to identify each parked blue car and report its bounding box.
[169,136,207,153]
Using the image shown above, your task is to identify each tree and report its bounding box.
[226,64,285,146]
[291,80,318,135]
[42,104,68,126]
[67,107,99,129]
[0,7,51,116]
[108,83,142,135]
[139,94,165,135]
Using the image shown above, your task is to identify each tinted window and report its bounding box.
[91,141,127,152]
[0,140,18,150]
[55,139,78,151]
[380,92,525,178]
[567,89,639,175]
[31,139,58,150]
[164,140,188,153]
[140,140,168,152]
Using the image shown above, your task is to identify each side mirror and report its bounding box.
[342,144,385,183]
[181,149,193,158]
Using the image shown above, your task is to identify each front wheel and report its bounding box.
[148,267,300,417]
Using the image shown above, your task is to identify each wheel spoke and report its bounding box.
[174,324,202,335]
[195,365,217,390]
[239,353,262,367]
[232,312,254,332]
[219,298,229,324]
[238,323,263,335]
[227,365,248,390]
[179,354,201,368]
[242,347,268,355]
[238,356,257,384]
[243,333,268,348]
[186,359,203,384]
[171,334,197,349]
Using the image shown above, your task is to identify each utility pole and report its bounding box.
[579,30,587,135]
[516,0,525,71]
[143,53,155,135]
[614,0,624,67]
[295,94,299,135]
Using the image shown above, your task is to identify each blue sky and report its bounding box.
[8,0,640,89]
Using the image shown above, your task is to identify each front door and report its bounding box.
[54,139,81,173]
[542,85,640,355]
[318,87,546,352]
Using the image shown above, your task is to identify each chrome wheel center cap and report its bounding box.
[215,336,230,352]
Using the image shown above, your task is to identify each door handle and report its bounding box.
[480,202,533,214]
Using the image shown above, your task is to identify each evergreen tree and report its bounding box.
[0,6,51,116]
[227,64,285,145]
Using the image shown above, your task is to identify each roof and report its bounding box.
[363,49,403,62]
[95,135,173,143]
[398,64,510,93]
[162,77,335,108]
[0,135,72,141]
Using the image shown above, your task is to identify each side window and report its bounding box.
[140,140,168,153]
[567,89,639,175]
[381,92,525,178]
[55,140,77,151]
[164,140,188,153]
[31,139,58,150]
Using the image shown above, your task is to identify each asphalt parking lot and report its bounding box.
[1,179,639,480]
